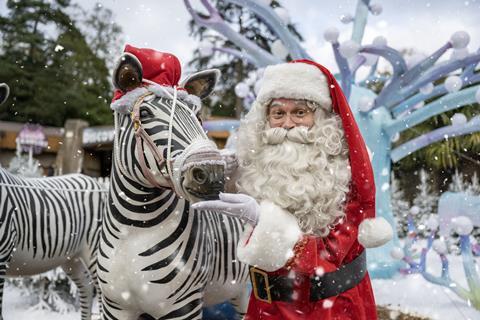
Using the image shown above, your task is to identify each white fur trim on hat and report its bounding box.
[358,217,393,248]
[237,200,302,272]
[256,62,332,110]
[110,84,202,114]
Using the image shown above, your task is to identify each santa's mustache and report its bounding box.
[262,126,315,145]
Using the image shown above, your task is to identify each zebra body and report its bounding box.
[98,66,249,319]
[0,167,104,320]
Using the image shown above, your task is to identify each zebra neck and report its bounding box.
[108,165,189,229]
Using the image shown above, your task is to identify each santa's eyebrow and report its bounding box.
[269,100,285,108]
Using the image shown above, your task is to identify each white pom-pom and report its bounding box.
[274,7,290,24]
[339,40,360,59]
[362,53,378,66]
[420,83,434,95]
[410,206,420,216]
[444,76,463,93]
[450,31,470,49]
[451,113,467,126]
[199,41,214,57]
[358,96,374,112]
[358,217,393,248]
[271,39,289,59]
[254,80,262,95]
[234,83,249,98]
[390,247,404,260]
[369,3,383,15]
[425,214,439,231]
[372,36,387,47]
[476,88,480,104]
[340,13,354,24]
[450,48,469,61]
[452,216,473,235]
[324,27,340,43]
[433,239,448,254]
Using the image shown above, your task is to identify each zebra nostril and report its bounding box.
[192,167,208,185]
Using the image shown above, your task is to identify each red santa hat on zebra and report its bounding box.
[256,60,393,248]
[110,44,220,114]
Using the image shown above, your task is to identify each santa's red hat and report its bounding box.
[255,60,393,248]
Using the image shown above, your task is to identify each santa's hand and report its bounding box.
[219,149,238,178]
[191,193,259,226]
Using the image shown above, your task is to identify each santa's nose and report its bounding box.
[282,116,296,129]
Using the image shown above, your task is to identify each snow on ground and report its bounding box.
[372,246,480,320]
[3,249,480,320]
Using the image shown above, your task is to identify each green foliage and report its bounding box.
[187,0,303,119]
[0,0,121,127]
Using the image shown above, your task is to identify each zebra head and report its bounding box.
[111,50,225,202]
[0,83,9,105]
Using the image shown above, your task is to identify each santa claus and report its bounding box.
[193,60,393,319]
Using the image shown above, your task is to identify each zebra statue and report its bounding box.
[0,167,105,320]
[97,46,249,320]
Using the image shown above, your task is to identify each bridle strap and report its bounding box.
[131,92,176,191]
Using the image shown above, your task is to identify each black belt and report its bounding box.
[250,251,367,303]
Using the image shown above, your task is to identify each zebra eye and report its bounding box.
[140,108,153,119]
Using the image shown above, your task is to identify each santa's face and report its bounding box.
[237,104,351,236]
[267,98,315,129]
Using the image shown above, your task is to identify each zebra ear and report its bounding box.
[181,69,220,99]
[113,53,143,92]
[0,83,9,105]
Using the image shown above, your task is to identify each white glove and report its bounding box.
[219,149,238,178]
[191,193,260,226]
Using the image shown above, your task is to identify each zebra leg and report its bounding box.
[0,273,4,320]
[229,283,250,320]
[62,256,95,320]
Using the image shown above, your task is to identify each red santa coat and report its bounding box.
[237,60,379,320]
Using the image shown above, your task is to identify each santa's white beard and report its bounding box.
[237,108,351,236]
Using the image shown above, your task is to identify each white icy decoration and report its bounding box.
[271,39,289,59]
[419,83,434,95]
[425,214,439,231]
[450,48,469,61]
[234,82,249,98]
[273,7,290,25]
[323,27,340,43]
[390,247,404,260]
[369,3,383,15]
[476,87,480,104]
[450,31,470,49]
[432,239,448,254]
[444,76,463,93]
[362,53,378,66]
[358,96,374,112]
[339,40,360,59]
[372,36,387,47]
[198,40,214,57]
[340,13,354,24]
[54,44,64,52]
[451,216,473,235]
[450,113,467,126]
[410,206,420,216]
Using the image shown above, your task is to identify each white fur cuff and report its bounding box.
[358,217,393,248]
[237,200,302,272]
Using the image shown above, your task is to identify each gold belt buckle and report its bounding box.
[250,267,272,304]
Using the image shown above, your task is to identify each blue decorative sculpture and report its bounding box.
[185,0,480,279]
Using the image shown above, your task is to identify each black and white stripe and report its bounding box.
[0,167,105,320]
[97,95,249,320]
